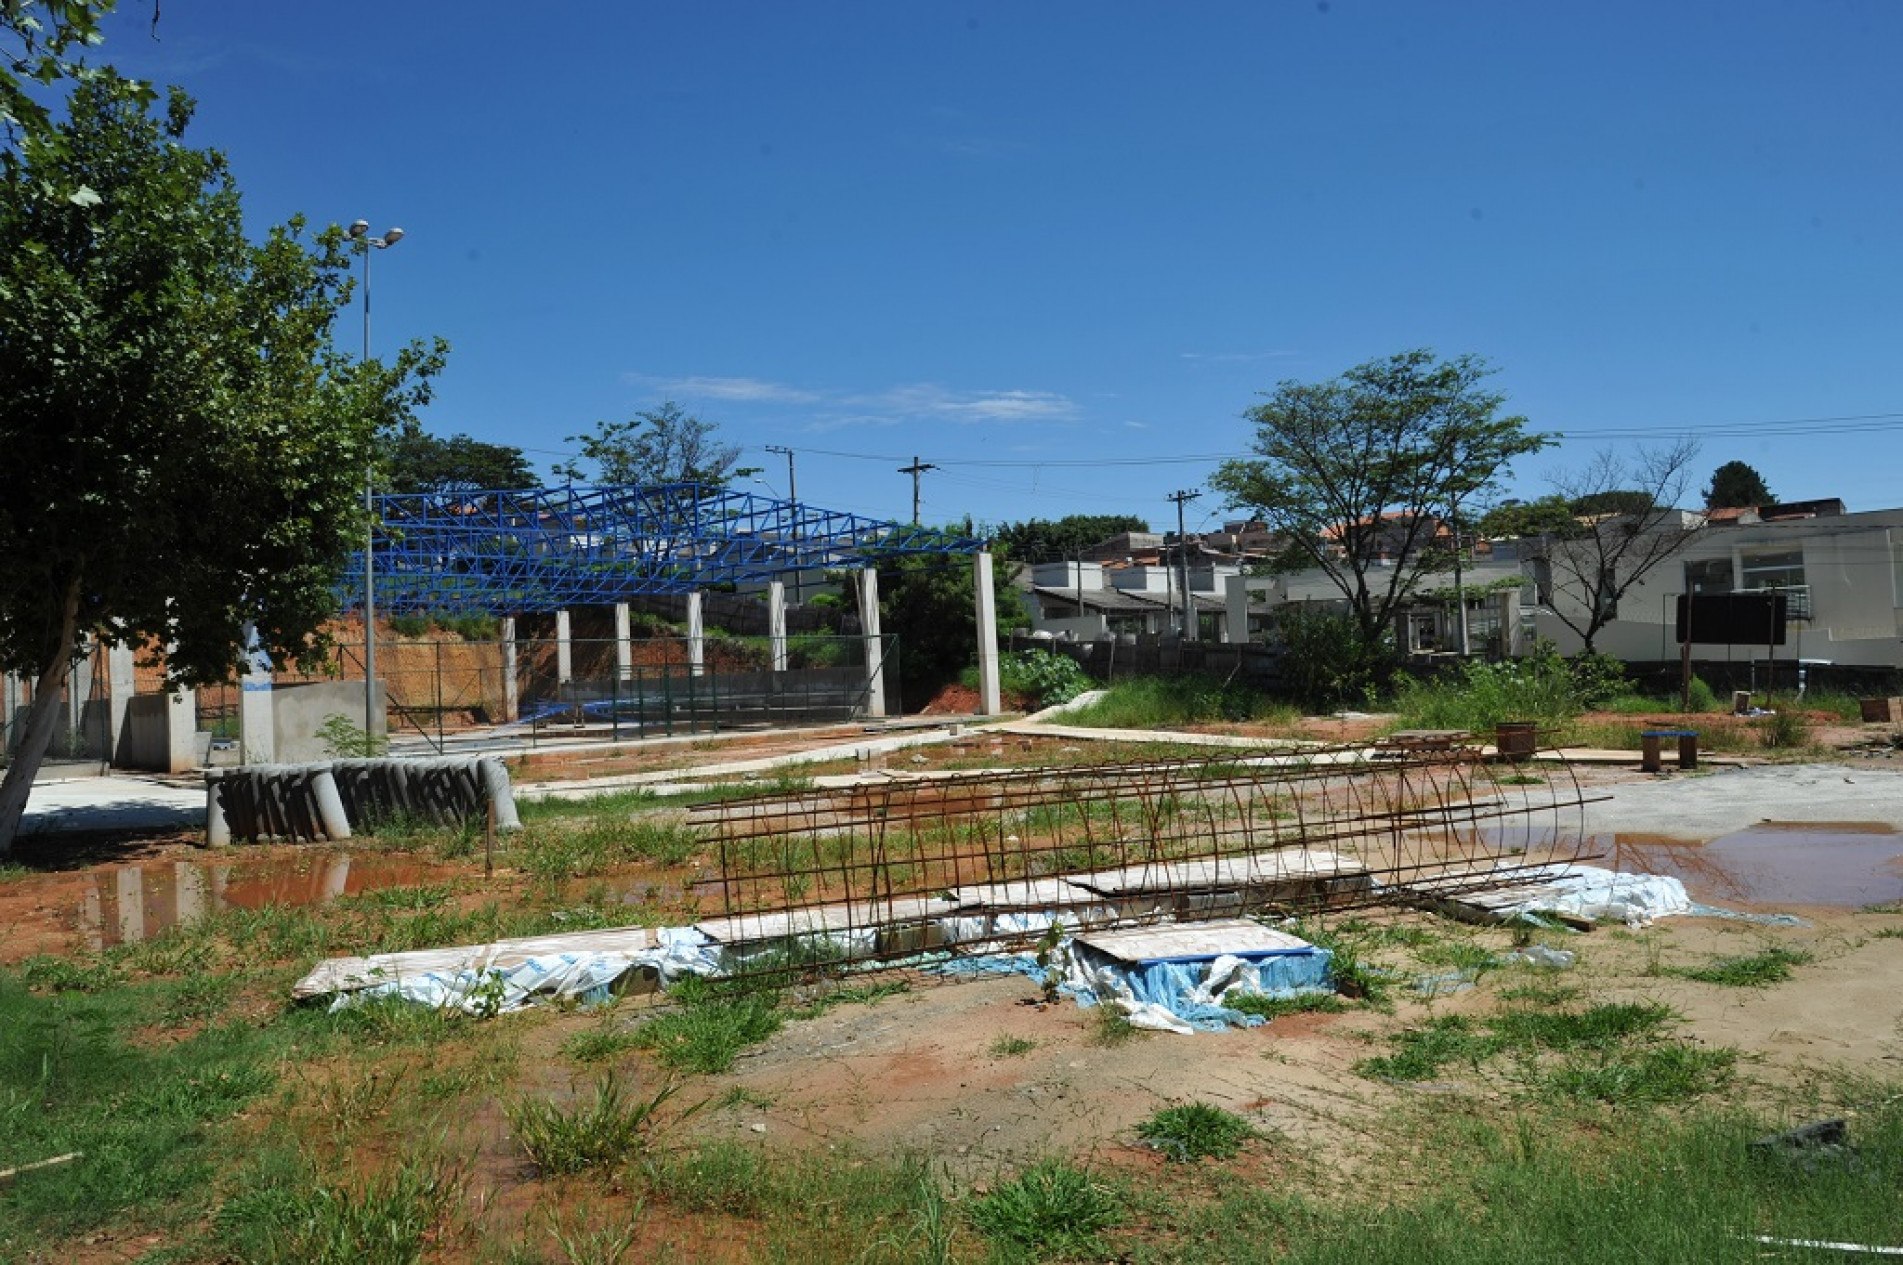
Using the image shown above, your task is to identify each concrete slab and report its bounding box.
[1078,919,1313,965]
[17,775,203,836]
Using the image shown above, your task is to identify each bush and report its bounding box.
[1275,605,1394,708]
[1061,675,1295,728]
[1136,1102,1257,1161]
[1755,710,1811,749]
[996,648,1094,709]
[1392,646,1582,733]
[967,1161,1121,1256]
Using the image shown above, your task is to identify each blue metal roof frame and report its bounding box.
[340,483,983,615]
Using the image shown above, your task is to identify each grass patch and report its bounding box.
[789,979,909,1019]
[1288,919,1393,1004]
[212,1151,459,1265]
[1087,1004,1144,1047]
[633,982,783,1075]
[1357,1015,1506,1081]
[1541,1043,1737,1105]
[1061,675,1300,729]
[1136,1102,1258,1162]
[967,1160,1121,1258]
[561,1023,643,1064]
[1671,945,1813,987]
[989,1035,1039,1057]
[1490,1001,1677,1050]
[1225,991,1346,1020]
[504,1074,682,1175]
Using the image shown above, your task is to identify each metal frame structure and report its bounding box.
[687,741,1606,988]
[338,483,983,615]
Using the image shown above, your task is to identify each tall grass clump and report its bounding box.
[504,1074,682,1174]
[967,1160,1122,1257]
[633,978,784,1074]
[1062,675,1297,729]
[1392,646,1585,734]
[213,1152,460,1265]
[1755,709,1812,750]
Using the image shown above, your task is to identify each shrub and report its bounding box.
[504,1075,681,1174]
[1755,709,1811,749]
[996,648,1094,709]
[1275,605,1394,708]
[1391,642,1583,733]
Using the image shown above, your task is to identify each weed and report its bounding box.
[1061,674,1297,729]
[713,1085,774,1110]
[1872,927,1903,940]
[1755,709,1812,749]
[989,1034,1039,1057]
[1088,1003,1143,1047]
[1415,939,1498,975]
[544,1204,642,1265]
[1288,920,1392,1004]
[1136,1102,1257,1162]
[213,1153,459,1265]
[341,884,454,911]
[1225,991,1346,1020]
[1490,1002,1677,1050]
[967,1160,1121,1257]
[634,986,783,1075]
[1673,945,1813,986]
[1496,980,1583,1006]
[561,1024,642,1064]
[790,978,909,1019]
[1357,1016,1507,1081]
[1541,1043,1737,1105]
[504,1074,682,1175]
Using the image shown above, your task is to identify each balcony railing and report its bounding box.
[1745,584,1811,621]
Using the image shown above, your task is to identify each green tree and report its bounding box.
[990,515,1150,563]
[2,2,123,136]
[1476,495,1575,540]
[1703,460,1773,509]
[1210,350,1549,669]
[554,400,755,487]
[0,74,444,850]
[381,428,534,494]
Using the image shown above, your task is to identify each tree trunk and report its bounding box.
[0,579,83,855]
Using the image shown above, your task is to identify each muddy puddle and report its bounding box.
[78,852,456,948]
[1598,822,1903,908]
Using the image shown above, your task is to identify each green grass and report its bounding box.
[966,1160,1122,1258]
[1288,919,1393,1004]
[1541,1043,1737,1105]
[1224,991,1346,1020]
[504,1074,682,1175]
[633,982,784,1074]
[1357,1015,1507,1081]
[1087,1004,1144,1047]
[1489,1001,1677,1050]
[788,979,909,1019]
[1060,675,1301,729]
[212,1150,459,1265]
[1670,945,1814,987]
[561,1023,644,1064]
[1136,1102,1258,1162]
[988,1034,1039,1057]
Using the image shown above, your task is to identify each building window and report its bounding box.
[1739,548,1808,618]
[1684,557,1733,595]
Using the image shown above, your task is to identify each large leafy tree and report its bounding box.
[990,515,1150,563]
[1703,459,1773,510]
[381,428,534,494]
[553,400,754,487]
[0,74,443,850]
[1532,441,1702,653]
[2,2,120,136]
[1210,350,1548,666]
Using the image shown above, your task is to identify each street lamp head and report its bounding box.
[381,226,405,246]
[347,219,370,238]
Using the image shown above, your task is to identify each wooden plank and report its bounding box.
[1078,918,1314,965]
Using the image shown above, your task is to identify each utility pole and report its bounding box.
[766,444,799,602]
[1167,488,1201,639]
[898,456,937,524]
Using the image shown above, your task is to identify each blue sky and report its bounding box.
[93,2,1903,535]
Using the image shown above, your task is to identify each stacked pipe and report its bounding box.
[206,757,520,846]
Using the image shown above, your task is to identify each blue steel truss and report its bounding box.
[340,483,983,615]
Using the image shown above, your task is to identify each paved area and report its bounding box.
[18,775,203,836]
[1580,762,1903,838]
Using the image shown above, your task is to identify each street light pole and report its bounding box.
[347,219,405,742]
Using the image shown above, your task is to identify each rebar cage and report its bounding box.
[687,741,1601,987]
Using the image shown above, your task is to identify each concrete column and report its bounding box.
[2,671,19,752]
[173,862,208,928]
[1224,574,1250,646]
[859,567,887,718]
[555,609,573,684]
[686,590,705,678]
[68,636,94,754]
[767,580,788,672]
[1500,588,1525,657]
[165,686,198,774]
[614,602,634,681]
[974,549,1001,716]
[107,641,135,766]
[238,624,275,767]
[115,864,145,945]
[501,617,519,722]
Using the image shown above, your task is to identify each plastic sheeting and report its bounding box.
[1485,865,1692,928]
[328,927,721,1014]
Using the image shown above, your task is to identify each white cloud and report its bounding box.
[627,373,1079,430]
[645,375,819,403]
[850,384,1078,424]
[1179,349,1300,364]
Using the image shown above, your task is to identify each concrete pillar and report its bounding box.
[1224,574,1250,647]
[859,567,887,718]
[1500,589,1525,658]
[238,624,275,767]
[68,636,94,754]
[115,864,145,945]
[107,641,135,766]
[555,609,573,684]
[165,686,197,774]
[2,671,19,752]
[974,550,1001,716]
[614,602,633,681]
[686,590,705,678]
[767,580,788,673]
[173,861,208,928]
[501,616,519,722]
